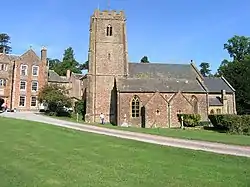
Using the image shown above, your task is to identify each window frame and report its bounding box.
[20,64,28,76]
[19,96,26,107]
[20,81,26,91]
[31,96,37,107]
[0,79,6,87]
[32,65,39,76]
[31,81,38,92]
[131,95,140,118]
[0,63,7,71]
[106,25,112,36]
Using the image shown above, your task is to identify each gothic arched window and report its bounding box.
[131,95,140,118]
[191,95,198,114]
[106,25,112,36]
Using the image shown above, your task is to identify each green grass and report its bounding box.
[53,114,250,146]
[0,117,250,187]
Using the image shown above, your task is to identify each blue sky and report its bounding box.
[2,0,250,73]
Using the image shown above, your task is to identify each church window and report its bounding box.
[191,95,198,114]
[216,108,221,114]
[106,25,112,36]
[108,53,111,60]
[156,109,160,115]
[210,109,214,114]
[131,95,140,118]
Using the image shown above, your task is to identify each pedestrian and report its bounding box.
[1,102,7,112]
[100,113,105,124]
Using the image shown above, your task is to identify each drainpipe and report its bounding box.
[10,60,15,111]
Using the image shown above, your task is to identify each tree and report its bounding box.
[79,60,89,70]
[47,58,61,71]
[217,56,250,114]
[199,62,211,77]
[224,35,250,62]
[0,33,12,54]
[60,47,82,75]
[140,56,150,63]
[38,84,72,116]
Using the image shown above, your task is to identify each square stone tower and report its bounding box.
[85,9,128,123]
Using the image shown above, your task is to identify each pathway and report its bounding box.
[1,111,250,158]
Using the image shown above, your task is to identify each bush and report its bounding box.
[177,114,201,127]
[208,114,250,135]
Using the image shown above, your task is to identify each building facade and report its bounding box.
[82,9,237,128]
[0,48,48,111]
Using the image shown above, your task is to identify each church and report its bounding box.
[81,9,237,127]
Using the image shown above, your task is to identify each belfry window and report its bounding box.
[106,25,112,36]
[131,95,140,118]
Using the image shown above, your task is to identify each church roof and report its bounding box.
[128,63,198,80]
[118,63,206,93]
[203,77,235,93]
[209,97,223,106]
[117,78,206,93]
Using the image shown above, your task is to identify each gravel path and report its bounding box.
[2,111,250,158]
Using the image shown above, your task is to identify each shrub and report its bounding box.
[177,114,201,127]
[208,114,250,135]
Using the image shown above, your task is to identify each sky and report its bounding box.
[2,0,250,73]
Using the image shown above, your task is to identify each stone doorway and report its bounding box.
[141,106,146,128]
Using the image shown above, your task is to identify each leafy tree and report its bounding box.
[60,47,82,75]
[216,35,250,114]
[47,58,61,71]
[0,33,12,54]
[224,35,250,62]
[199,62,212,77]
[140,56,150,63]
[217,56,250,114]
[38,84,72,116]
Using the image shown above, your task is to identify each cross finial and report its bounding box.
[30,45,32,49]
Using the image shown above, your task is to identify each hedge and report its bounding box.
[208,114,250,135]
[177,114,201,127]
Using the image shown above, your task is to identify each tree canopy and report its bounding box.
[223,35,250,62]
[140,56,150,63]
[0,33,12,54]
[38,84,72,115]
[199,62,212,77]
[48,47,88,76]
[216,35,250,114]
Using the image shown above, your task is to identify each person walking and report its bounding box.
[100,113,105,124]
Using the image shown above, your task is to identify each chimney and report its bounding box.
[41,46,47,62]
[66,69,71,79]
[221,89,226,103]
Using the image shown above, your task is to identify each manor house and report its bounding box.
[0,9,236,127]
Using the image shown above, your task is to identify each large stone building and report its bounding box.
[81,9,236,127]
[0,9,237,128]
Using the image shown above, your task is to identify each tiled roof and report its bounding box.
[117,63,206,92]
[204,77,234,93]
[117,78,206,93]
[0,53,19,62]
[128,63,198,80]
[48,70,69,83]
[209,97,223,106]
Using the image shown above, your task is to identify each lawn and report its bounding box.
[54,115,250,146]
[1,117,250,187]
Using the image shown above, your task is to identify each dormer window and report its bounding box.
[106,25,112,36]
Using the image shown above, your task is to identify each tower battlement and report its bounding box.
[92,9,125,20]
